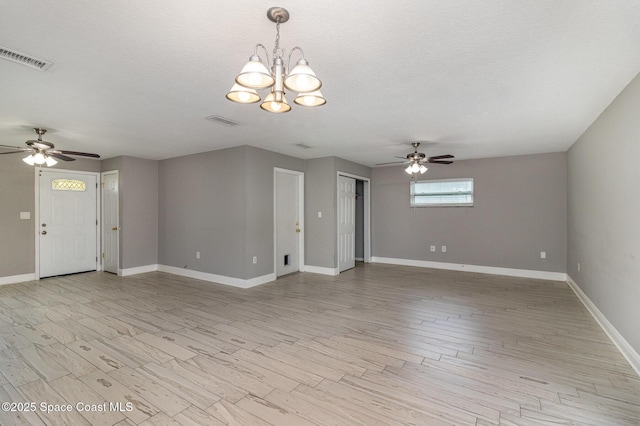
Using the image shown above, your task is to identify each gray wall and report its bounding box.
[372,152,567,272]
[0,158,101,277]
[305,157,372,269]
[159,147,246,277]
[158,146,303,280]
[567,73,640,353]
[121,157,158,269]
[304,157,336,268]
[0,156,39,276]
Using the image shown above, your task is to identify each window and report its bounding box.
[410,178,473,207]
[51,179,86,191]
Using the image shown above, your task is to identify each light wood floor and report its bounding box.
[0,264,639,425]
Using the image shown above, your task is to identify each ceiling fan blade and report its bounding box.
[394,156,408,160]
[0,150,26,155]
[58,150,100,159]
[376,161,408,165]
[428,160,454,164]
[50,153,76,162]
[0,144,30,152]
[428,154,454,160]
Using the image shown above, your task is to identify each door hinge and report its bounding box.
[102,253,105,258]
[101,182,104,188]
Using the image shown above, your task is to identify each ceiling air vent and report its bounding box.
[204,115,238,127]
[294,143,313,149]
[0,46,53,71]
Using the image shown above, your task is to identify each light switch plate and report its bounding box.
[20,212,30,220]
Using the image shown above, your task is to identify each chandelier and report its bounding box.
[226,7,326,113]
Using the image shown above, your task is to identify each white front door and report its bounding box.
[275,170,301,277]
[102,171,119,274]
[39,170,98,278]
[338,175,356,272]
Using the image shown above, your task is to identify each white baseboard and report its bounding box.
[0,273,36,286]
[119,264,159,277]
[370,257,567,281]
[158,265,275,289]
[302,265,340,276]
[566,275,640,377]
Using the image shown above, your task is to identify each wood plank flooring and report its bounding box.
[0,264,639,425]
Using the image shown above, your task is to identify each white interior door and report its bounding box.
[39,170,98,278]
[102,171,119,274]
[275,170,301,277]
[338,175,356,272]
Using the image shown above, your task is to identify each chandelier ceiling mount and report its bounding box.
[266,7,290,24]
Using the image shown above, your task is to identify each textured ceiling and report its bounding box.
[1,1,639,166]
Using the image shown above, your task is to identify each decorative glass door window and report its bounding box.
[51,179,87,191]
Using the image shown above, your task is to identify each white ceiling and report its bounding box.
[1,1,639,167]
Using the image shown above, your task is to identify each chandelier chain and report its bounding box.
[273,20,281,58]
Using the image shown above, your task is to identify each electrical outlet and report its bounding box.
[430,245,436,252]
[318,211,322,218]
[196,251,200,259]
[253,256,257,264]
[540,251,546,259]
[577,262,581,272]
[441,245,447,253]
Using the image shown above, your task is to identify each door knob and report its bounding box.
[296,228,301,233]
[41,230,47,235]
[112,227,118,231]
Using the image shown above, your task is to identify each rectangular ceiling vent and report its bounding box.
[0,46,53,71]
[204,115,238,127]
[294,143,313,149]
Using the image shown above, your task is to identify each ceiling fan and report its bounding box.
[0,128,100,167]
[377,142,454,174]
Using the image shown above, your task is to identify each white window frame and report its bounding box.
[410,178,474,207]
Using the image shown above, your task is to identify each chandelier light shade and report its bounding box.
[293,90,326,107]
[225,83,261,104]
[284,58,321,93]
[226,7,325,113]
[235,56,274,89]
[260,91,291,113]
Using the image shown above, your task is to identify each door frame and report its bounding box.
[34,168,101,279]
[101,170,119,274]
[273,168,305,275]
[336,171,371,266]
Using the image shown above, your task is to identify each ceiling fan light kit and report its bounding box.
[226,7,326,113]
[405,163,428,175]
[23,151,57,167]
